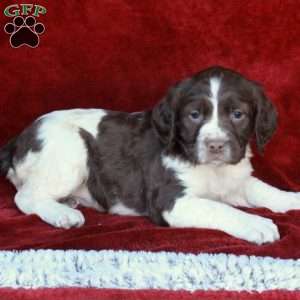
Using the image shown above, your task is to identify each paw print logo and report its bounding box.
[4,16,45,48]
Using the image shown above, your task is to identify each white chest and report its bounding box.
[162,155,253,206]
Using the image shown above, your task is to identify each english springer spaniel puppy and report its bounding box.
[1,66,299,244]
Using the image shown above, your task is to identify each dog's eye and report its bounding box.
[189,110,201,121]
[231,110,244,121]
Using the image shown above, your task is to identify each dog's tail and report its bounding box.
[0,137,16,176]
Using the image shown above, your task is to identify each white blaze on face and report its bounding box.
[197,77,228,162]
[203,77,225,138]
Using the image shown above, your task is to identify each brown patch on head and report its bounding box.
[151,66,277,164]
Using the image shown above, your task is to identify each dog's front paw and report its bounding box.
[264,192,300,213]
[233,215,280,245]
[283,192,300,211]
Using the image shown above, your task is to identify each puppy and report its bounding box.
[1,66,299,244]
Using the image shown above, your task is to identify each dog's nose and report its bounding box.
[205,139,226,154]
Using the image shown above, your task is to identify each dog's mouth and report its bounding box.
[204,153,229,165]
[197,138,246,166]
[198,146,233,165]
[204,152,244,166]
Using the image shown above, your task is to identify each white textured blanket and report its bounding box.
[0,250,299,291]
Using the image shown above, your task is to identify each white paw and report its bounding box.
[291,192,300,209]
[233,214,280,245]
[278,192,300,212]
[54,208,85,229]
[263,192,300,213]
[39,204,85,229]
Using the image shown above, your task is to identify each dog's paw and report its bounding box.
[233,215,280,245]
[295,192,300,200]
[54,208,85,229]
[280,192,300,211]
[292,192,300,208]
[264,192,300,213]
[39,205,85,229]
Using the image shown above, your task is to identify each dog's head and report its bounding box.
[152,66,277,165]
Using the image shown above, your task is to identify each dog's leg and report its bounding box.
[163,196,279,244]
[10,121,92,228]
[13,159,87,228]
[15,187,85,228]
[243,177,300,213]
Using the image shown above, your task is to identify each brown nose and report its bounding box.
[205,139,226,154]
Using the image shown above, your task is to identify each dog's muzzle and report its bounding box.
[197,135,232,164]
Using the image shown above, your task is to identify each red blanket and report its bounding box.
[1,180,300,258]
[0,0,300,299]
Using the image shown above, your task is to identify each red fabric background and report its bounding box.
[0,1,300,298]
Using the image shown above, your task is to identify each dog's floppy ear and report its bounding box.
[253,84,278,153]
[152,78,192,145]
[151,87,177,145]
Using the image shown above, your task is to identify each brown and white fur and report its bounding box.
[1,66,300,244]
